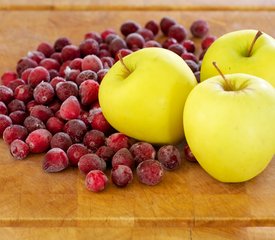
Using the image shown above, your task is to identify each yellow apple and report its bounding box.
[99,48,197,144]
[183,73,275,182]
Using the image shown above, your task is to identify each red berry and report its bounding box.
[39,58,60,71]
[0,101,8,115]
[14,84,33,103]
[168,24,187,42]
[28,66,50,87]
[0,114,12,135]
[67,143,90,167]
[30,105,53,123]
[43,148,69,172]
[0,85,13,104]
[60,96,81,120]
[25,128,52,153]
[46,116,64,134]
[85,170,108,192]
[160,17,176,36]
[1,71,18,86]
[111,165,133,187]
[126,33,145,50]
[129,142,156,165]
[27,50,45,64]
[10,139,30,160]
[63,119,87,143]
[190,19,209,38]
[88,108,112,134]
[182,40,196,53]
[83,130,105,152]
[24,116,46,132]
[201,36,217,50]
[106,133,130,152]
[50,132,72,151]
[157,145,181,170]
[54,37,71,52]
[145,20,159,36]
[75,70,97,86]
[16,57,38,77]
[112,148,134,169]
[183,144,197,162]
[7,99,26,112]
[61,45,80,62]
[78,153,106,175]
[96,146,114,163]
[120,20,140,37]
[37,42,54,57]
[9,110,27,124]
[3,124,28,145]
[55,81,78,101]
[79,39,99,57]
[33,82,55,104]
[79,80,99,106]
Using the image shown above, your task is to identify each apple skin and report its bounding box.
[200,29,275,87]
[183,73,275,182]
[99,48,197,144]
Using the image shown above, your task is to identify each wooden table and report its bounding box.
[1,1,275,239]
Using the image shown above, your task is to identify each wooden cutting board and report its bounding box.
[0,10,275,240]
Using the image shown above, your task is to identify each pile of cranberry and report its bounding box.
[0,17,215,192]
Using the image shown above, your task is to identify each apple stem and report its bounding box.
[247,30,263,57]
[117,52,131,74]
[212,62,232,91]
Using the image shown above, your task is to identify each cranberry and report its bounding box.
[69,58,83,71]
[24,115,46,132]
[54,37,71,52]
[79,110,90,127]
[0,85,13,104]
[7,99,26,112]
[106,133,130,152]
[79,80,99,106]
[43,148,69,172]
[28,66,50,87]
[88,109,112,134]
[183,144,197,162]
[63,119,87,143]
[78,153,106,175]
[84,31,102,43]
[82,55,103,72]
[10,139,30,160]
[33,82,55,105]
[14,84,33,103]
[181,52,198,63]
[39,58,60,71]
[55,81,78,101]
[16,57,38,77]
[49,69,59,80]
[7,78,25,92]
[27,50,45,64]
[83,130,105,152]
[136,159,164,186]
[109,37,127,57]
[26,128,52,153]
[0,101,7,115]
[37,42,54,57]
[75,70,97,86]
[0,114,12,135]
[112,148,134,169]
[79,39,99,57]
[157,145,181,170]
[101,29,116,41]
[9,110,27,124]
[120,20,140,36]
[129,142,156,165]
[190,19,209,38]
[61,45,80,62]
[3,124,28,145]
[48,100,61,113]
[96,146,114,163]
[1,71,18,86]
[201,36,216,50]
[111,165,133,187]
[30,105,53,123]
[50,132,72,151]
[26,100,39,113]
[105,33,119,44]
[85,170,108,192]
[126,33,145,50]
[160,17,176,36]
[50,76,66,89]
[182,40,196,53]
[50,52,62,64]
[144,40,162,48]
[59,60,72,77]
[162,37,177,49]
[21,68,33,83]
[59,96,80,120]
[137,28,154,42]
[67,143,89,167]
[168,24,187,42]
[46,116,64,134]
[99,49,111,58]
[168,43,185,56]
[145,20,159,36]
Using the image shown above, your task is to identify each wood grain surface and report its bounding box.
[0,9,275,240]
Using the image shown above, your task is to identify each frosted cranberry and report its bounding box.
[56,81,78,101]
[100,57,115,69]
[79,39,99,57]
[114,49,132,62]
[50,76,66,88]
[106,133,130,152]
[43,148,69,172]
[184,144,197,162]
[59,60,71,77]
[28,66,50,87]
[82,55,103,72]
[12,87,28,101]
[3,124,28,144]
[63,119,87,143]
[48,100,61,113]
[0,101,7,115]
[157,145,181,170]
[26,128,52,153]
[0,85,13,104]
[78,153,106,175]
[181,52,198,63]
[185,60,199,73]
[109,37,127,57]
[50,52,62,64]
[0,114,12,135]
[61,45,80,62]
[182,40,196,53]
[162,37,177,49]
[69,58,83,70]
[27,50,45,64]
[16,57,38,76]
[30,105,53,122]
[129,142,156,165]
[111,165,133,187]
[101,29,116,41]
[136,159,164,186]
[67,143,89,167]
[46,116,64,134]
[168,43,185,56]
[99,49,111,58]
[126,33,145,50]
[160,17,176,36]
[85,170,108,192]
[21,68,33,83]
[9,110,27,124]
[168,24,187,42]
[79,110,90,127]
[49,69,60,80]
[112,148,134,169]
[54,37,71,52]
[64,68,79,83]
[120,21,140,37]
[33,82,55,104]
[137,28,154,42]
[97,69,108,83]
[10,139,30,160]
[26,100,39,112]
[84,31,102,43]
[7,78,25,92]
[37,42,54,57]
[96,146,114,163]
[88,108,112,134]
[201,36,216,50]
[39,58,60,71]
[83,129,105,152]
[1,71,18,86]
[24,116,46,132]
[59,96,80,120]
[75,70,97,86]
[144,40,162,48]
[190,19,209,38]
[50,132,72,151]
[7,99,26,112]
[79,80,99,106]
